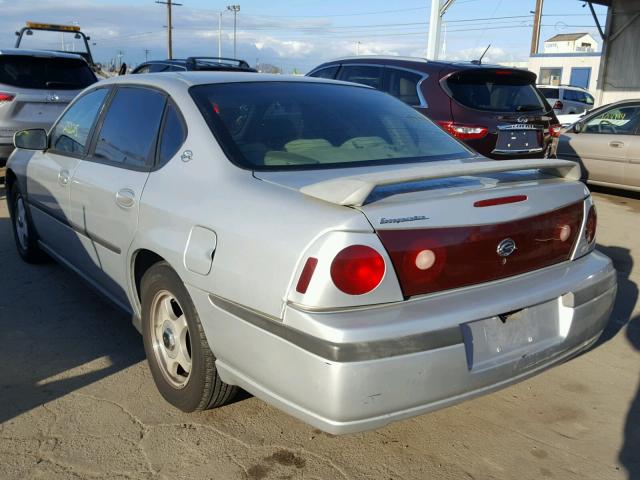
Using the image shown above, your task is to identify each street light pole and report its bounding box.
[226,4,240,58]
[218,11,222,58]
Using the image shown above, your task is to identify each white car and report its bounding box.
[5,73,616,434]
[538,85,595,116]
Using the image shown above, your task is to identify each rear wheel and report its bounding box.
[141,262,237,411]
[10,185,45,263]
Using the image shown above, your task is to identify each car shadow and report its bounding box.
[0,177,146,424]
[590,243,639,478]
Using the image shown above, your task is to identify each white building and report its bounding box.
[543,33,599,54]
[528,33,602,93]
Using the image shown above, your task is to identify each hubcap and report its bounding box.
[14,197,29,251]
[150,291,192,388]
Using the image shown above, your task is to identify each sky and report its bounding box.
[0,0,608,72]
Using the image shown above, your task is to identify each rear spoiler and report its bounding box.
[299,159,581,207]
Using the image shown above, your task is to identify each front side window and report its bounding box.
[50,88,108,154]
[190,81,473,171]
[584,105,640,135]
[384,68,423,106]
[93,87,166,168]
[338,65,383,89]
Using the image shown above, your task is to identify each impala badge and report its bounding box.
[497,238,517,257]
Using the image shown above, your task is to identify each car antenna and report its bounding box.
[471,44,491,65]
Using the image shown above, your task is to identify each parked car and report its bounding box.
[6,73,615,434]
[556,99,640,192]
[537,85,595,116]
[131,56,257,74]
[0,48,97,166]
[307,56,561,159]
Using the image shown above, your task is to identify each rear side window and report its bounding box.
[564,89,582,102]
[158,102,187,166]
[538,87,559,99]
[0,55,96,90]
[338,66,383,89]
[446,70,546,113]
[308,66,339,79]
[148,63,172,73]
[94,87,166,168]
[384,68,423,106]
[50,88,108,155]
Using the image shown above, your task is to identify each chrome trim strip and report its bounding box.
[209,294,463,362]
[492,148,545,154]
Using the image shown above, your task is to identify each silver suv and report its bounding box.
[0,49,97,165]
[537,85,595,115]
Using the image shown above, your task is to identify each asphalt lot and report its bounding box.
[0,172,638,480]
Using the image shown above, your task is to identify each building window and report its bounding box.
[539,67,562,86]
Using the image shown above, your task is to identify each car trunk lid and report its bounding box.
[255,158,586,298]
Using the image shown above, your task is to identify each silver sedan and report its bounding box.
[5,73,616,434]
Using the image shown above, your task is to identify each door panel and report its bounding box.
[557,132,628,184]
[68,86,166,305]
[69,163,150,305]
[26,150,80,257]
[625,135,640,188]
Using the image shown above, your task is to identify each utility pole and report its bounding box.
[530,0,544,56]
[227,5,240,58]
[144,49,150,61]
[156,0,183,59]
[356,41,361,56]
[427,0,456,60]
[218,11,223,58]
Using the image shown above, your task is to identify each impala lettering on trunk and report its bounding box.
[380,215,429,225]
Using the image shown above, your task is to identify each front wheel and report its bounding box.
[141,262,237,411]
[9,185,46,263]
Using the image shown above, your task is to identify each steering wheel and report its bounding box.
[598,120,618,134]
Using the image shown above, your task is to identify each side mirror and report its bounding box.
[573,122,584,134]
[14,129,48,150]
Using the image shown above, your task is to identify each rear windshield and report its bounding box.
[538,87,559,99]
[0,55,96,90]
[190,82,473,171]
[446,70,547,113]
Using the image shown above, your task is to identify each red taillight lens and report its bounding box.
[330,245,385,295]
[553,100,563,110]
[549,124,562,137]
[296,257,318,294]
[378,201,584,297]
[585,205,597,243]
[438,121,489,140]
[474,195,528,207]
[0,93,14,103]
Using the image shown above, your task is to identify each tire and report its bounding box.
[9,185,46,263]
[141,261,237,411]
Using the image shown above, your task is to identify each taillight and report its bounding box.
[553,100,563,110]
[330,245,385,295]
[585,205,597,243]
[0,93,14,103]
[549,124,562,137]
[378,201,584,297]
[295,257,318,294]
[438,121,489,140]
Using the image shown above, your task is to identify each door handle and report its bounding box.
[115,188,136,208]
[57,170,70,186]
[609,141,625,148]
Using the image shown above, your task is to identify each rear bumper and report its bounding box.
[188,250,616,434]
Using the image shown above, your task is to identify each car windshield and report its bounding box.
[0,55,96,90]
[446,69,548,113]
[190,81,473,170]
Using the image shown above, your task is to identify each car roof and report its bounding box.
[0,48,86,60]
[314,55,522,71]
[100,71,365,89]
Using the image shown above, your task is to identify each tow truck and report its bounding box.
[15,22,98,71]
